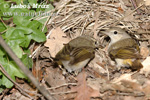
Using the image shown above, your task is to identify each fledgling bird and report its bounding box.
[100,27,143,70]
[55,35,99,73]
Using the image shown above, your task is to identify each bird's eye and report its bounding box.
[94,41,99,46]
[114,31,118,34]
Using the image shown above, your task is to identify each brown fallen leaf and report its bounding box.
[143,80,150,97]
[44,27,70,57]
[144,0,150,6]
[139,22,150,30]
[140,56,150,77]
[71,71,99,100]
[111,73,135,84]
[140,46,149,58]
[110,73,144,94]
[123,9,135,21]
[88,52,107,74]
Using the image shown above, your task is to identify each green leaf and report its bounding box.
[38,23,47,33]
[0,0,4,2]
[28,0,37,6]
[0,1,10,13]
[26,21,46,42]
[38,17,47,24]
[4,27,15,38]
[6,28,25,40]
[23,0,29,5]
[0,72,2,76]
[16,26,46,42]
[11,8,34,19]
[6,27,33,48]
[31,29,46,42]
[2,75,13,88]
[27,20,47,33]
[4,28,24,58]
[0,55,7,65]
[1,61,27,88]
[21,54,33,69]
[11,0,22,4]
[49,0,54,1]
[7,41,23,58]
[0,46,6,56]
[15,26,33,35]
[27,20,41,29]
[45,4,54,11]
[13,16,31,26]
[10,61,27,79]
[0,86,4,93]
[0,78,2,85]
[19,35,32,48]
[0,22,6,32]
[0,56,27,88]
[4,27,28,57]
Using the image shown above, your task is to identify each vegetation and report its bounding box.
[0,0,54,92]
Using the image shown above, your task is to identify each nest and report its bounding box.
[47,0,150,40]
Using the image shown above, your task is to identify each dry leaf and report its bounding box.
[45,67,67,100]
[144,0,150,6]
[123,9,135,21]
[87,78,103,91]
[143,80,150,96]
[88,52,107,74]
[124,96,141,100]
[140,46,149,58]
[140,56,150,77]
[44,27,70,57]
[112,73,135,84]
[139,22,150,30]
[71,72,99,100]
[121,80,142,91]
[110,73,143,93]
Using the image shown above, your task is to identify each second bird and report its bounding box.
[100,27,143,70]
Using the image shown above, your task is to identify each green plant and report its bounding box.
[0,0,54,92]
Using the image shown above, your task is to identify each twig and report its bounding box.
[29,44,42,58]
[42,12,51,32]
[129,0,141,14]
[112,4,144,26]
[93,0,117,7]
[0,64,34,99]
[0,35,56,100]
[47,83,77,90]
[98,4,144,28]
[117,92,145,97]
[80,18,88,35]
[92,8,100,38]
[51,91,77,95]
[0,18,7,29]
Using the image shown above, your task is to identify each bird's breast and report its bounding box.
[61,58,90,73]
[115,58,133,67]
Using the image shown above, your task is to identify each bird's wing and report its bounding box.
[109,46,141,60]
[55,44,73,61]
[69,47,95,65]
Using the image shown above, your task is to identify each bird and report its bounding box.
[100,27,143,71]
[55,35,100,73]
